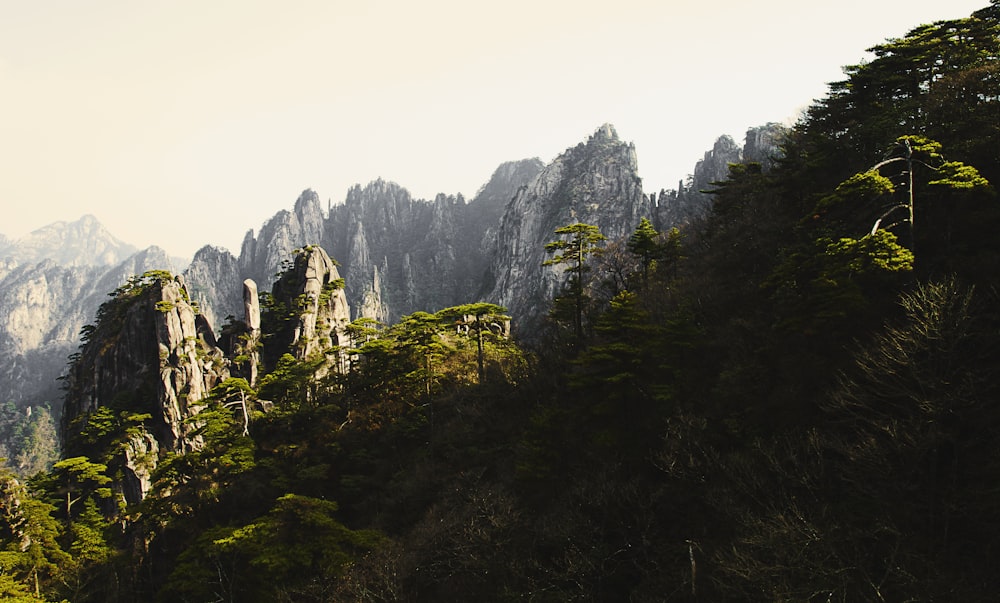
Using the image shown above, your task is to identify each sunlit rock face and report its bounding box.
[61,275,228,504]
[484,124,651,333]
[183,189,332,336]
[261,246,352,375]
[184,245,242,332]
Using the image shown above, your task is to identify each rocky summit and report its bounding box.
[484,124,649,330]
[60,272,228,504]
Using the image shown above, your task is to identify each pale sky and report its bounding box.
[0,0,990,259]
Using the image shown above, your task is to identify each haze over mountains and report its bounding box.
[0,123,782,430]
[3,4,997,597]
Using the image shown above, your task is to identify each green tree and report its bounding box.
[626,217,662,287]
[0,465,70,601]
[544,222,606,339]
[257,353,325,409]
[175,494,381,602]
[395,311,452,399]
[209,378,258,437]
[862,135,991,257]
[436,303,510,383]
[36,457,112,521]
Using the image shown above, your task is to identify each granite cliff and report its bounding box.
[261,246,351,371]
[59,246,350,503]
[653,123,785,227]
[484,124,650,331]
[60,273,228,504]
[185,123,782,338]
[186,159,544,327]
[0,239,180,412]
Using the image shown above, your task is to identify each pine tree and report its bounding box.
[544,223,606,339]
[626,217,662,287]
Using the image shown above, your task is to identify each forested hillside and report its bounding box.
[1,3,998,601]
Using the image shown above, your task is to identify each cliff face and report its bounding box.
[58,248,355,504]
[189,158,542,327]
[0,245,178,411]
[484,124,650,331]
[61,274,228,504]
[186,125,667,336]
[184,245,242,332]
[654,123,786,228]
[262,246,351,370]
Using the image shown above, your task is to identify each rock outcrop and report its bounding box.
[183,245,242,331]
[0,245,178,412]
[653,123,786,228]
[61,273,228,504]
[262,246,351,372]
[484,124,650,332]
[59,250,351,504]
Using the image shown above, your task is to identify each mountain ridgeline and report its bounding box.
[0,122,780,476]
[185,123,783,334]
[3,3,1000,600]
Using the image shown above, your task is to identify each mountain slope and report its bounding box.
[1,215,138,267]
[484,124,649,331]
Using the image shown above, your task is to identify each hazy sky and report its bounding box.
[1,0,989,258]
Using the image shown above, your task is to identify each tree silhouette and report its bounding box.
[544,223,606,339]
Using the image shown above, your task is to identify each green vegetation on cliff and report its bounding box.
[2,3,999,600]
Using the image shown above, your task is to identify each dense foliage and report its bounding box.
[1,3,998,600]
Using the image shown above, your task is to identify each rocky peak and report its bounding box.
[653,123,788,229]
[485,124,650,332]
[263,246,351,371]
[237,190,330,289]
[1,215,138,267]
[591,123,620,144]
[743,123,786,170]
[696,135,742,185]
[61,272,228,504]
[184,245,242,332]
[293,189,327,251]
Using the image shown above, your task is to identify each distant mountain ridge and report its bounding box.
[0,214,138,267]
[0,123,784,429]
[184,158,547,329]
[184,123,783,335]
[0,216,158,411]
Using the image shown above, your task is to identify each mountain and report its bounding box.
[60,271,229,504]
[653,123,785,227]
[185,123,783,339]
[0,123,771,440]
[485,124,649,330]
[185,158,545,328]
[0,240,180,476]
[0,215,176,410]
[1,214,138,267]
